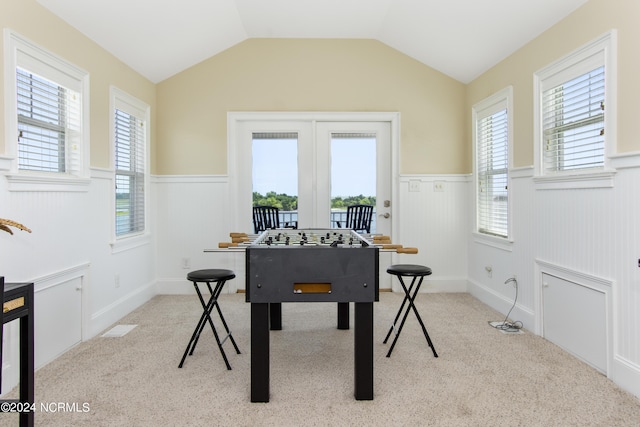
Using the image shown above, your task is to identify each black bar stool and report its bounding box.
[179,269,241,370]
[383,264,438,358]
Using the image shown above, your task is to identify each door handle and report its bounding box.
[380,213,390,219]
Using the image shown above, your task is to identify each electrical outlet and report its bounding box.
[182,257,191,269]
[114,274,120,288]
[409,180,420,192]
[433,181,445,192]
[485,266,492,278]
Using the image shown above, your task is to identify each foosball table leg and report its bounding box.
[251,303,270,403]
[269,303,282,330]
[337,302,349,330]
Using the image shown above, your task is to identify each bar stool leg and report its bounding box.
[179,292,213,368]
[208,281,242,356]
[179,279,237,370]
[383,279,416,345]
[385,276,419,357]
[200,281,232,370]
[405,283,438,358]
[385,275,438,358]
[402,279,438,358]
[187,282,213,355]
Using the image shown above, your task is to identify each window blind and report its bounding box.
[16,68,75,172]
[330,132,376,139]
[252,132,297,140]
[477,108,508,238]
[115,109,145,236]
[542,65,605,173]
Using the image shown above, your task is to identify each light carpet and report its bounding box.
[1,292,639,426]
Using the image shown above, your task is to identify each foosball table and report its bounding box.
[214,229,418,402]
[247,229,378,402]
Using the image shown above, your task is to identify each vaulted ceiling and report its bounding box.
[37,0,589,84]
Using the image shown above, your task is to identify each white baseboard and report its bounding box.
[611,355,640,397]
[467,278,535,330]
[89,281,156,339]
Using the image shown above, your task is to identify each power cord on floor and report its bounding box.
[489,277,523,333]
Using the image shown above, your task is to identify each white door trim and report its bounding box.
[227,112,400,237]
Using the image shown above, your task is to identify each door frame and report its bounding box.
[227,111,400,237]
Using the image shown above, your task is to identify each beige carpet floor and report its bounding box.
[1,292,639,426]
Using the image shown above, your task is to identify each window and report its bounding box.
[534,31,616,188]
[542,66,604,173]
[17,69,81,172]
[4,29,89,189]
[111,88,149,239]
[473,87,512,240]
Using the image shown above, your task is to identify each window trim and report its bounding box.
[109,86,151,252]
[472,86,513,243]
[3,29,90,192]
[533,30,617,190]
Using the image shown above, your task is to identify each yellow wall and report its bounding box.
[156,38,466,175]
[5,1,636,177]
[0,0,156,171]
[466,0,640,168]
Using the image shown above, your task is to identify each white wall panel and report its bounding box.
[397,175,469,292]
[468,158,640,398]
[154,174,472,294]
[154,175,239,292]
[612,166,640,370]
[35,276,83,369]
[468,170,537,328]
[0,169,155,394]
[535,187,615,279]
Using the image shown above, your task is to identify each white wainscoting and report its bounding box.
[154,175,239,293]
[538,261,612,373]
[2,265,89,392]
[468,157,640,398]
[154,174,472,295]
[468,167,537,330]
[397,174,470,293]
[1,168,156,395]
[33,264,90,369]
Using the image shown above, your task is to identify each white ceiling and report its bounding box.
[37,0,589,84]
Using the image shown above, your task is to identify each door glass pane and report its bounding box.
[252,133,298,228]
[330,133,377,233]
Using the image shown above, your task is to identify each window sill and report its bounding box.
[533,170,616,190]
[110,233,150,254]
[5,173,90,192]
[472,232,513,252]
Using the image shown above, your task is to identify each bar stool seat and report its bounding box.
[383,264,438,358]
[179,269,241,370]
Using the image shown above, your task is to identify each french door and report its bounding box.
[229,112,397,238]
[316,121,391,236]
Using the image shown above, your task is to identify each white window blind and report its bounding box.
[115,109,146,236]
[16,68,81,173]
[542,65,605,173]
[477,108,508,238]
[252,132,298,140]
[330,132,376,139]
